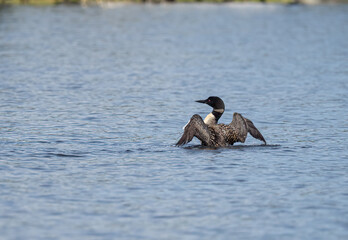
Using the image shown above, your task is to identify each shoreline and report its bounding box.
[1,0,348,6]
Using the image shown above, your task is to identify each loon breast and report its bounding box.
[203,113,216,126]
[204,109,224,126]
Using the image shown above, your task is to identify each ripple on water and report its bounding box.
[0,4,348,240]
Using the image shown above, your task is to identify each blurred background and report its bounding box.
[2,0,348,6]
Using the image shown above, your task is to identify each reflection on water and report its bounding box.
[0,3,348,240]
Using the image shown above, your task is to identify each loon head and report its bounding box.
[196,96,225,110]
[196,96,225,125]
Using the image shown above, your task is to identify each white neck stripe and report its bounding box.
[213,109,224,113]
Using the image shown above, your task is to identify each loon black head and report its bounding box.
[196,96,225,125]
[196,96,225,110]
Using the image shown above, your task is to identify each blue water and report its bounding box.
[0,3,347,239]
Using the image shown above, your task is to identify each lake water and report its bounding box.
[0,3,347,239]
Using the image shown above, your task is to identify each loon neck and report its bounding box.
[212,108,224,122]
[204,108,224,125]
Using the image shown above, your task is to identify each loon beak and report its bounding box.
[196,99,207,104]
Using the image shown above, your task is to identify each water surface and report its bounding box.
[0,3,348,240]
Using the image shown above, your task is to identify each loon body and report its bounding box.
[176,96,266,147]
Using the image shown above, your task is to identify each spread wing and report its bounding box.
[176,114,210,146]
[230,113,266,145]
[230,113,248,143]
[243,117,267,144]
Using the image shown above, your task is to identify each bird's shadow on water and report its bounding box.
[180,144,281,151]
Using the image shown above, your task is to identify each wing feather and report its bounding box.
[230,113,266,144]
[243,117,267,145]
[176,114,210,146]
[230,113,248,143]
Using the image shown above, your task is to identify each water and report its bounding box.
[0,3,348,239]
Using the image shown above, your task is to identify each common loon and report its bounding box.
[176,96,266,147]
